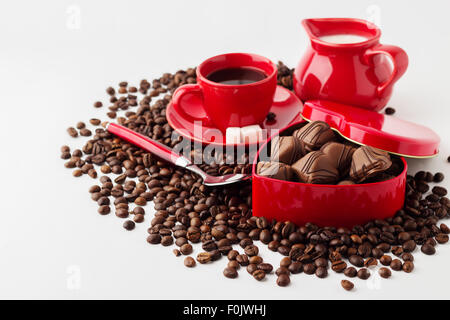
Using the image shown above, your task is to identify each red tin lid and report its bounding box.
[301,100,440,158]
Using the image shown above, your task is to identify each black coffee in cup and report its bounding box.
[207,67,267,85]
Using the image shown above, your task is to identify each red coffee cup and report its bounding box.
[172,53,277,133]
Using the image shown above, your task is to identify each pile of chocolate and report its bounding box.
[257,120,402,184]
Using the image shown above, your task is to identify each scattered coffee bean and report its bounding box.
[257,263,273,274]
[364,257,378,268]
[434,172,444,182]
[288,262,303,274]
[380,255,392,266]
[390,259,403,271]
[401,253,414,262]
[344,267,357,278]
[161,235,173,246]
[184,256,196,268]
[341,280,354,291]
[123,220,135,231]
[357,268,370,280]
[180,244,193,255]
[421,243,436,255]
[276,267,290,276]
[384,107,396,115]
[349,255,364,267]
[402,261,414,273]
[197,252,211,264]
[67,127,78,137]
[379,267,392,278]
[147,234,161,244]
[247,264,258,275]
[252,269,266,281]
[98,205,110,215]
[276,274,290,287]
[315,266,328,278]
[223,267,238,279]
[331,260,347,273]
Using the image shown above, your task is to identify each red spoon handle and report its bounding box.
[107,122,191,167]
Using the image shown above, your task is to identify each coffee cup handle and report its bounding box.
[364,44,408,97]
[171,84,210,124]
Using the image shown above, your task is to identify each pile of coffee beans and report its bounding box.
[61,62,449,291]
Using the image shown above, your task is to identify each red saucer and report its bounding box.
[167,85,303,146]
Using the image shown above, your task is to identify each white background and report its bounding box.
[1,0,449,299]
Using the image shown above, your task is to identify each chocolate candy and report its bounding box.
[293,121,336,152]
[320,142,355,178]
[256,161,294,181]
[350,146,392,183]
[291,151,339,184]
[270,136,307,164]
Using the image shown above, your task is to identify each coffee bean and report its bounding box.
[344,267,357,278]
[402,261,414,273]
[421,243,436,255]
[433,186,447,197]
[89,185,101,193]
[341,280,354,291]
[257,263,273,274]
[379,267,392,278]
[402,240,416,252]
[436,233,449,244]
[94,101,103,108]
[379,255,392,266]
[98,205,110,215]
[223,267,238,279]
[349,255,364,267]
[259,230,271,244]
[180,243,193,255]
[252,269,266,281]
[67,127,78,137]
[147,234,161,244]
[280,257,292,268]
[276,267,290,276]
[161,235,173,246]
[303,263,316,275]
[244,245,259,256]
[276,274,290,287]
[184,256,196,268]
[197,252,211,264]
[123,220,135,231]
[314,257,328,268]
[133,214,144,223]
[249,256,263,265]
[331,260,347,273]
[228,260,240,270]
[384,107,396,115]
[390,259,403,271]
[401,253,414,262]
[364,257,378,268]
[247,264,257,275]
[227,250,239,261]
[357,268,370,280]
[288,261,303,274]
[236,254,249,266]
[434,172,444,183]
[115,208,129,218]
[315,266,328,278]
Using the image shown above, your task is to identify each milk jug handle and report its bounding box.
[364,44,409,97]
